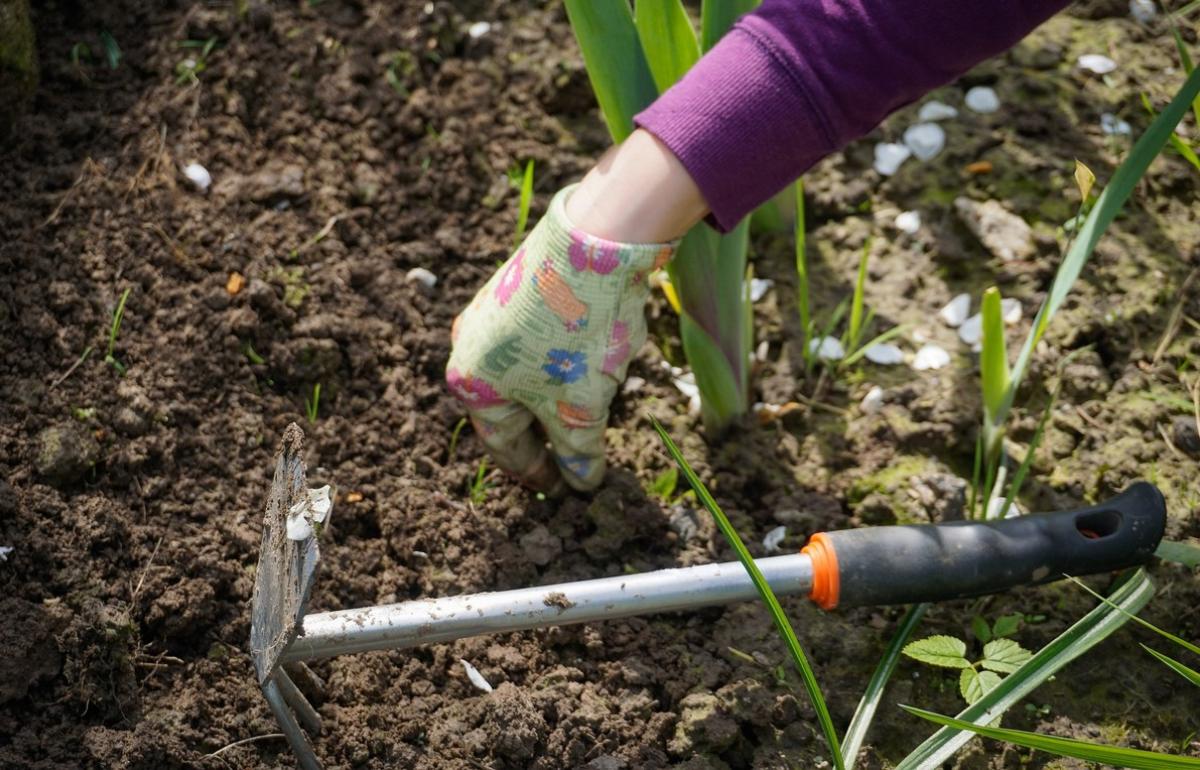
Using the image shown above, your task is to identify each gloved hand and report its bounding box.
[447,185,675,492]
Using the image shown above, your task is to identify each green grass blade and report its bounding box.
[699,0,758,52]
[107,287,132,358]
[842,603,929,765]
[847,239,870,351]
[1064,575,1200,656]
[840,323,910,366]
[514,159,534,248]
[997,386,1055,519]
[563,0,658,142]
[634,0,700,92]
[897,570,1155,768]
[1155,539,1200,568]
[1141,645,1200,687]
[1141,92,1200,172]
[980,287,1010,430]
[1168,19,1200,126]
[1006,66,1200,413]
[651,418,844,769]
[794,180,812,369]
[902,705,1200,769]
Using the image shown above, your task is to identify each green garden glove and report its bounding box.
[447,185,676,492]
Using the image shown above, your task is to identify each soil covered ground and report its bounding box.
[1,1,1198,768]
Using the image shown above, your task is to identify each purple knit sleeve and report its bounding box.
[634,0,1069,232]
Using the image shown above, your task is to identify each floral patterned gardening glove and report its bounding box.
[446,185,676,493]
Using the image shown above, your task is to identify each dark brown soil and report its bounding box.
[1,1,1197,769]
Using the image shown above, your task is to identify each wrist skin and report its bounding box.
[565,129,709,243]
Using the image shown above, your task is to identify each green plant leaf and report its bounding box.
[563,0,658,143]
[1141,645,1200,687]
[634,0,699,92]
[992,614,1022,638]
[793,179,812,371]
[979,287,1010,446]
[847,239,870,351]
[841,323,910,367]
[971,616,992,644]
[1155,539,1200,568]
[651,418,844,769]
[842,603,928,766]
[699,0,758,52]
[902,636,970,669]
[648,466,678,501]
[514,159,534,248]
[980,638,1033,673]
[902,705,1200,769]
[897,569,1155,768]
[1065,575,1200,656]
[1006,66,1200,416]
[959,668,1002,704]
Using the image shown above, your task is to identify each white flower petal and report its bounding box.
[0,546,13,562]
[958,313,983,346]
[1001,298,1022,325]
[183,163,211,191]
[864,343,904,365]
[939,293,971,327]
[1078,54,1117,74]
[903,123,946,161]
[874,142,912,176]
[749,278,774,302]
[895,210,921,234]
[918,100,959,122]
[406,267,438,288]
[965,86,1000,114]
[622,376,645,395]
[860,385,884,414]
[1129,0,1156,23]
[763,526,787,553]
[1100,113,1132,136]
[912,344,950,370]
[460,659,494,693]
[809,336,845,361]
[467,21,491,39]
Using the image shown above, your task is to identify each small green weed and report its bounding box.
[99,31,121,69]
[175,37,219,85]
[447,416,468,459]
[105,288,132,375]
[511,159,534,249]
[304,383,321,424]
[468,459,490,506]
[903,633,1033,707]
[646,465,678,502]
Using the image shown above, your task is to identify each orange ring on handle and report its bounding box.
[801,533,840,610]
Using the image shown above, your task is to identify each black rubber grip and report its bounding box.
[821,482,1166,608]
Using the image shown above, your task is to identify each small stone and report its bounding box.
[918,100,958,121]
[912,344,950,371]
[903,122,946,161]
[809,336,845,361]
[1101,113,1132,136]
[939,293,971,327]
[762,525,787,552]
[864,343,904,365]
[874,142,912,176]
[895,210,921,234]
[182,162,211,191]
[406,267,437,288]
[861,385,884,414]
[958,313,983,346]
[112,407,149,437]
[35,423,100,488]
[1130,0,1156,23]
[622,376,645,395]
[965,86,1000,114]
[1172,416,1200,455]
[1078,54,1117,74]
[954,197,1035,262]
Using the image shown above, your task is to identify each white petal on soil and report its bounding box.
[987,497,1025,519]
[873,142,912,176]
[622,376,645,395]
[672,373,702,416]
[1100,113,1132,136]
[1129,0,1156,23]
[918,100,959,122]
[1001,297,1022,325]
[958,313,983,346]
[183,163,211,191]
[912,344,950,370]
[749,278,774,302]
[406,267,438,288]
[861,385,884,414]
[895,210,921,234]
[1078,54,1117,74]
[903,123,946,161]
[965,86,1000,114]
[467,21,491,38]
[754,339,770,363]
[864,343,904,365]
[809,336,845,361]
[939,293,971,327]
[763,525,787,553]
[460,659,494,693]
[0,546,12,562]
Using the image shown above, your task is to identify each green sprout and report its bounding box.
[304,383,321,425]
[105,288,132,375]
[467,459,490,506]
[512,159,534,249]
[99,31,121,69]
[446,416,468,460]
[175,37,219,85]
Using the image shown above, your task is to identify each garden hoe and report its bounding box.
[250,424,1166,770]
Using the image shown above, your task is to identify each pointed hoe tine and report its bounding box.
[263,677,322,770]
[276,667,323,736]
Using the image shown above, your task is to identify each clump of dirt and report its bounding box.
[1,1,1197,768]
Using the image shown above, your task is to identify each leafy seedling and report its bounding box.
[446,416,468,460]
[646,465,678,502]
[468,459,490,506]
[105,288,132,375]
[384,50,417,97]
[176,37,219,85]
[304,383,321,425]
[903,634,1033,706]
[100,31,121,69]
